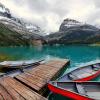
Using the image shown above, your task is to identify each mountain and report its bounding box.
[1,3,100,46]
[45,18,100,44]
[0,3,11,18]
[19,20,45,36]
[0,3,45,46]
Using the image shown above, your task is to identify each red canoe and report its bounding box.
[48,81,100,100]
[57,63,100,82]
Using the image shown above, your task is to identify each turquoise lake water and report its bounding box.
[0,45,100,100]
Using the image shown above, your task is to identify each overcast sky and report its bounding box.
[1,0,100,32]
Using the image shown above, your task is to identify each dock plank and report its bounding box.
[0,94,3,100]
[16,73,45,88]
[27,65,59,78]
[44,60,68,68]
[0,83,13,100]
[0,79,25,100]
[0,77,47,100]
[15,65,62,91]
[15,59,69,93]
[26,65,59,73]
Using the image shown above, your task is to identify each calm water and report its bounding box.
[0,45,100,100]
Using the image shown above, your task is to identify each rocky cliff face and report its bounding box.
[0,3,45,46]
[46,18,100,44]
[0,3,11,18]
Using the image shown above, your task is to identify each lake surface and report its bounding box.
[0,45,100,100]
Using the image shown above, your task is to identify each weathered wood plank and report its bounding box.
[0,79,25,100]
[0,77,47,100]
[15,75,40,90]
[15,59,69,93]
[0,83,13,100]
[16,73,45,88]
[27,68,58,78]
[26,65,58,73]
[44,60,69,68]
[0,94,3,100]
[15,68,58,90]
[26,71,53,80]
[23,65,59,81]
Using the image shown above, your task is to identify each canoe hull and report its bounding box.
[75,70,100,82]
[58,63,100,82]
[48,83,92,100]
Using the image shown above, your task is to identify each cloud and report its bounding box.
[1,0,100,32]
[93,0,100,8]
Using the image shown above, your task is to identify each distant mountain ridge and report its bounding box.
[45,18,100,44]
[0,3,45,46]
[0,3,100,46]
[0,3,44,35]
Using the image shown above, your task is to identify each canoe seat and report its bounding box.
[68,73,78,80]
[75,83,87,96]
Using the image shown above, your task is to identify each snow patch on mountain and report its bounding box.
[63,18,84,28]
[0,3,11,18]
[0,3,44,36]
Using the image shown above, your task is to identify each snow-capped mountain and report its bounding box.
[60,18,84,31]
[0,2,100,45]
[59,18,99,32]
[0,3,43,36]
[46,18,100,44]
[25,24,40,33]
[0,3,45,46]
[0,3,11,18]
[62,18,83,28]
[19,20,44,35]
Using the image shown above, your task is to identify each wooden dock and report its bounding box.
[0,77,47,100]
[0,59,70,100]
